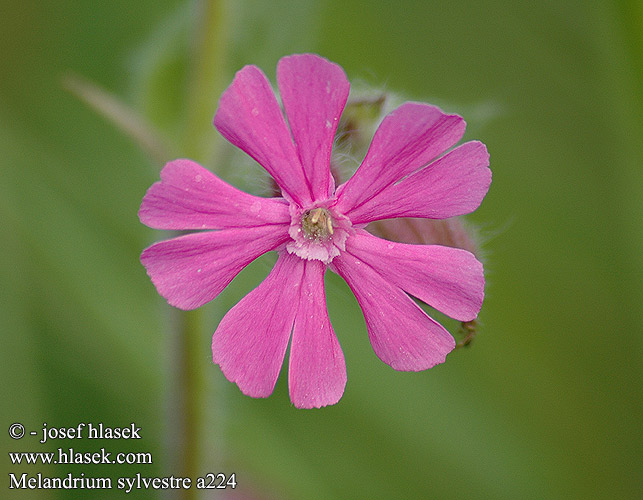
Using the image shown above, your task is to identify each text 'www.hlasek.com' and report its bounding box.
[8,422,236,493]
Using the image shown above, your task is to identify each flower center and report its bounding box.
[301,207,334,240]
[286,204,352,264]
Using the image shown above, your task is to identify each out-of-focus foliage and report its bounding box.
[1,1,641,499]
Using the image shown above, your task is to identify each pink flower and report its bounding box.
[139,54,491,408]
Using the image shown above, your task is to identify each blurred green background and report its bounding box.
[2,0,641,499]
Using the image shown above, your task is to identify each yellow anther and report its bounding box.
[326,217,334,235]
[310,208,322,224]
[301,207,334,240]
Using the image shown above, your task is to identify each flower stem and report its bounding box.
[169,1,230,498]
[182,0,229,164]
[172,309,206,499]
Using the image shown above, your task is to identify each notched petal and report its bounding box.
[278,54,350,201]
[214,64,311,204]
[347,141,491,224]
[140,226,289,310]
[346,230,484,321]
[212,253,304,398]
[289,259,346,408]
[332,251,455,371]
[336,102,466,214]
[139,159,290,230]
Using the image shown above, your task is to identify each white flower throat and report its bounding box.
[286,204,352,264]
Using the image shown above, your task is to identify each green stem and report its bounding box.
[171,2,230,498]
[182,0,229,164]
[173,309,205,500]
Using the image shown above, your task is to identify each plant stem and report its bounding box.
[182,0,229,164]
[171,1,229,498]
[173,309,205,500]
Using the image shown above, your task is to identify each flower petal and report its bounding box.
[140,226,289,310]
[139,159,290,230]
[277,54,349,201]
[332,250,455,371]
[346,230,484,321]
[289,259,346,408]
[214,64,311,204]
[346,141,491,224]
[212,253,303,398]
[336,102,465,214]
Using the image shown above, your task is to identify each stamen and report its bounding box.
[310,208,322,224]
[301,207,334,240]
[287,205,351,264]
